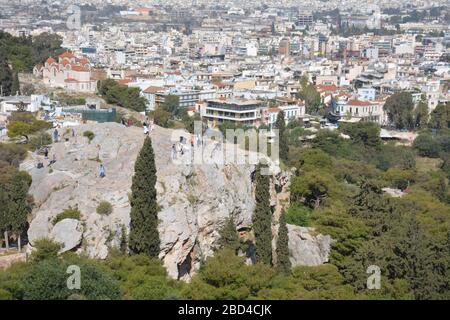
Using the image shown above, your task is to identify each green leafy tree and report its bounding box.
[384,92,415,130]
[151,108,171,128]
[429,102,450,130]
[298,76,321,114]
[161,95,180,114]
[97,79,147,112]
[0,143,27,166]
[129,137,160,257]
[22,259,121,300]
[30,32,64,67]
[413,133,440,158]
[253,164,273,265]
[276,211,291,273]
[274,111,289,163]
[290,170,337,208]
[7,112,52,141]
[414,99,429,129]
[341,122,382,148]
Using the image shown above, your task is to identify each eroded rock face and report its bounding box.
[287,224,331,266]
[24,122,331,280]
[50,219,83,253]
[24,123,262,280]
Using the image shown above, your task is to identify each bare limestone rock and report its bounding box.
[287,224,331,266]
[24,122,331,280]
[50,219,83,253]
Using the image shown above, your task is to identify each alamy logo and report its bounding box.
[169,121,279,175]
[66,5,81,30]
[66,265,81,290]
[366,265,381,290]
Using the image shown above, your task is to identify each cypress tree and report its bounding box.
[0,170,31,250]
[8,171,31,251]
[217,216,240,254]
[253,163,272,265]
[0,53,13,96]
[11,72,20,96]
[129,136,160,257]
[274,111,289,163]
[120,225,128,254]
[276,211,291,273]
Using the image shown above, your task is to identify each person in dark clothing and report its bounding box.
[171,144,177,160]
[53,129,59,142]
[48,154,56,166]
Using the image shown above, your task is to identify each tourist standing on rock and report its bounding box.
[99,164,105,178]
[53,129,59,142]
[171,144,177,160]
[150,119,155,133]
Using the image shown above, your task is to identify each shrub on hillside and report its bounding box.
[96,201,113,215]
[52,207,81,225]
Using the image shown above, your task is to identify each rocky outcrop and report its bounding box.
[50,219,83,253]
[287,225,331,266]
[23,122,330,280]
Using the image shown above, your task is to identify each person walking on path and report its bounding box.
[144,125,149,136]
[44,147,49,159]
[99,164,105,178]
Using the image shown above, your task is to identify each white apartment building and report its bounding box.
[334,96,386,125]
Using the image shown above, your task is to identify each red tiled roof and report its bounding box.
[212,82,227,87]
[143,86,163,93]
[316,84,338,92]
[77,58,90,65]
[64,78,78,82]
[267,107,281,113]
[71,65,89,72]
[117,79,131,86]
[347,100,372,106]
[46,57,56,64]
[135,7,151,13]
[59,51,75,59]
[276,96,295,102]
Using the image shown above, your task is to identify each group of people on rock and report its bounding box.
[143,118,155,136]
[170,133,224,161]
